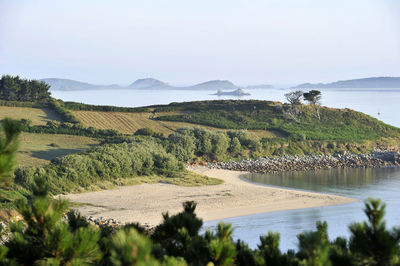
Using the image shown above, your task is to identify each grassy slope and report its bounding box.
[0,106,61,125]
[153,100,400,141]
[17,132,100,166]
[0,106,100,166]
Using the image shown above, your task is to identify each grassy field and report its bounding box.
[72,110,280,138]
[17,132,100,166]
[0,106,61,125]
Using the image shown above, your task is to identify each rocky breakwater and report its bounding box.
[208,151,400,173]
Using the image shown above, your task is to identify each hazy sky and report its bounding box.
[1,0,399,86]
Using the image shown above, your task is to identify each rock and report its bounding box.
[206,150,400,174]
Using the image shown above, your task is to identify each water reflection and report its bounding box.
[245,167,399,197]
[204,167,400,250]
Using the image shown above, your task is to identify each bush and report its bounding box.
[134,128,164,138]
[167,134,196,162]
[229,137,242,153]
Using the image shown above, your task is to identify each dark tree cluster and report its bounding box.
[0,75,51,102]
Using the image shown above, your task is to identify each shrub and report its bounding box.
[167,134,196,162]
[229,137,242,153]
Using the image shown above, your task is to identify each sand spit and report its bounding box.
[64,167,356,227]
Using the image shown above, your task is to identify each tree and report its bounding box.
[349,198,400,265]
[0,75,51,102]
[257,232,286,265]
[0,118,21,186]
[303,90,322,120]
[152,201,209,265]
[303,90,322,105]
[5,177,102,265]
[229,137,242,153]
[283,91,304,123]
[207,223,237,265]
[297,221,332,266]
[168,133,196,162]
[284,90,303,105]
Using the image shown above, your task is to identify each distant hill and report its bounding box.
[41,78,122,91]
[128,78,172,90]
[189,80,238,90]
[42,77,274,91]
[293,77,400,89]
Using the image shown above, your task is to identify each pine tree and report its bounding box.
[297,221,332,266]
[349,198,400,265]
[152,201,209,265]
[207,223,237,266]
[5,177,102,265]
[0,119,21,187]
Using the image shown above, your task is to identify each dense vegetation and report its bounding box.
[167,127,261,161]
[14,137,209,194]
[21,119,120,138]
[12,127,263,194]
[155,100,400,141]
[0,76,80,126]
[0,75,51,102]
[63,101,150,113]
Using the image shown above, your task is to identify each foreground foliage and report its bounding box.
[1,179,399,265]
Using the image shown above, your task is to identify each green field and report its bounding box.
[0,106,61,125]
[17,132,99,166]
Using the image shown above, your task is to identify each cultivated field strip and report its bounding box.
[73,111,176,135]
[72,110,281,138]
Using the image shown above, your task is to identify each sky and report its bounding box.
[1,0,399,86]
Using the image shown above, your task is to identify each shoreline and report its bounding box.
[64,167,356,227]
[208,151,400,174]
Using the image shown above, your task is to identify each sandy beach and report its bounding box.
[64,167,357,226]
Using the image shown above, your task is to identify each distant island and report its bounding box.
[212,89,251,96]
[40,78,123,91]
[41,77,272,91]
[293,77,400,89]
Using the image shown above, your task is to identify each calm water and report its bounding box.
[52,88,400,250]
[51,87,400,127]
[204,167,400,250]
